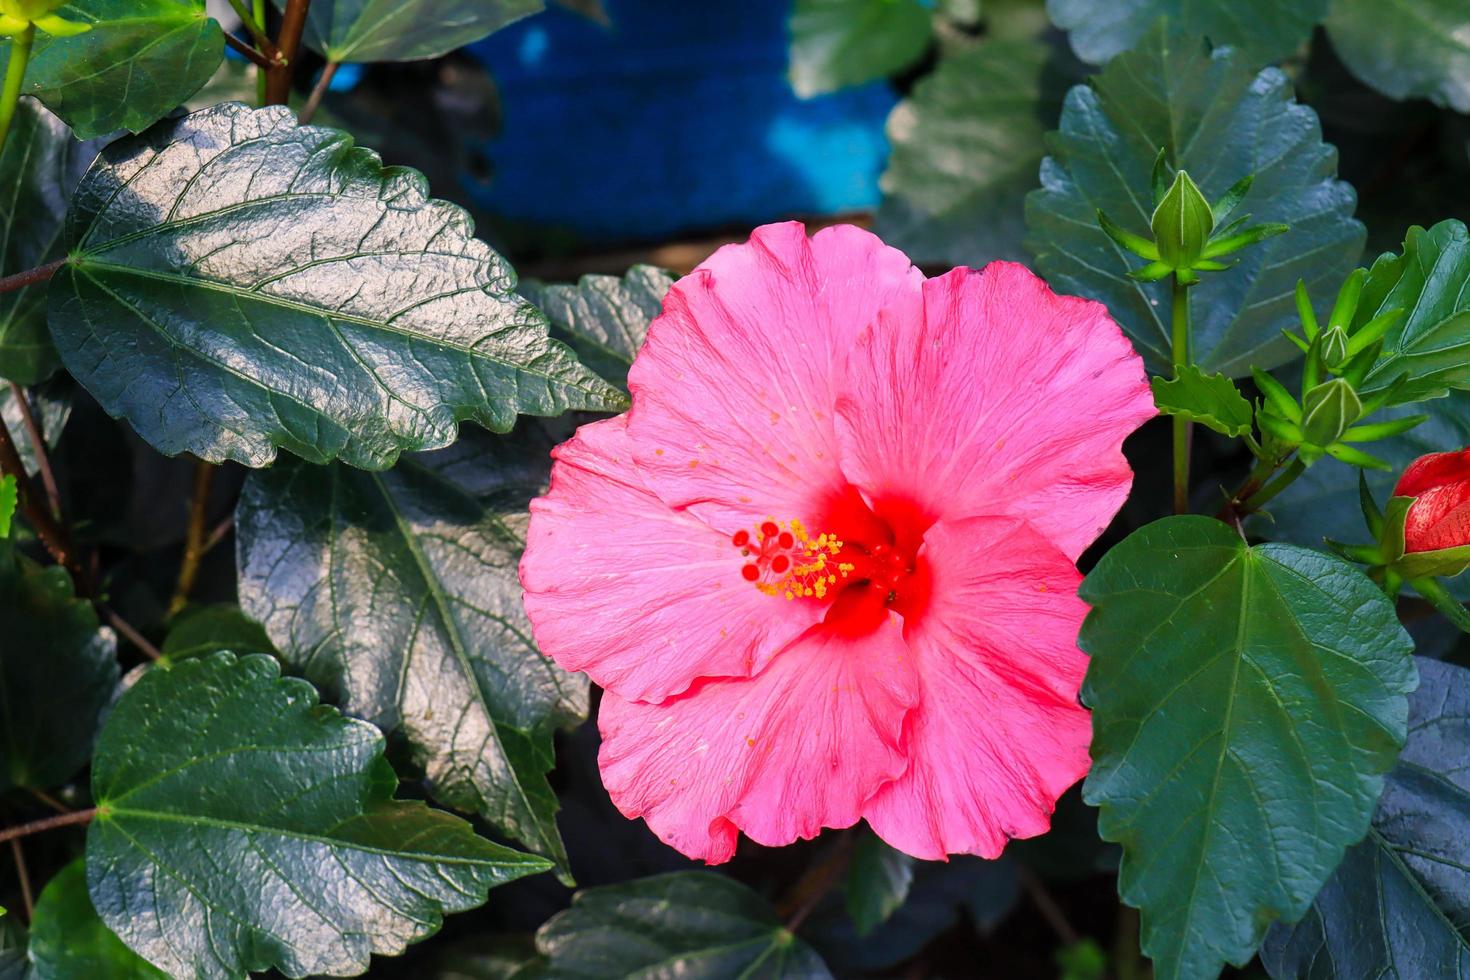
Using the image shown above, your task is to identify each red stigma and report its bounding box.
[741,563,760,581]
[777,531,795,548]
[771,555,790,573]
[761,521,779,538]
[731,529,750,548]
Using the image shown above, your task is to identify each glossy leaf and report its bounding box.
[87,652,552,979]
[0,383,69,476]
[274,0,542,63]
[48,102,626,470]
[0,478,14,538]
[1261,657,1470,977]
[876,39,1074,267]
[846,833,915,936]
[1046,0,1327,66]
[1025,25,1365,377]
[537,872,831,978]
[787,0,932,97]
[160,604,276,662]
[0,540,116,793]
[1326,0,1470,113]
[1081,516,1416,980]
[432,935,549,980]
[28,860,165,980]
[0,0,223,139]
[1358,221,1470,403]
[0,917,26,980]
[1151,365,1253,437]
[521,264,674,387]
[0,100,95,384]
[236,423,586,878]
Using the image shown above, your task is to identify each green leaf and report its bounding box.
[1261,657,1470,976]
[272,0,542,63]
[431,934,549,980]
[49,103,625,470]
[787,0,933,97]
[0,100,95,384]
[1150,365,1254,437]
[0,915,26,980]
[521,264,674,387]
[0,478,13,538]
[0,540,116,792]
[160,604,276,662]
[536,872,832,978]
[845,832,915,937]
[1358,221,1470,403]
[1080,516,1416,980]
[1325,0,1470,112]
[236,423,586,879]
[1045,0,1327,66]
[87,652,552,979]
[28,860,165,980]
[875,39,1075,268]
[0,383,69,476]
[1024,25,1365,377]
[0,1,224,139]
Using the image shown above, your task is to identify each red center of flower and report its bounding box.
[731,487,934,636]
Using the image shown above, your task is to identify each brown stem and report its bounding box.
[0,808,95,846]
[0,258,64,296]
[9,839,32,922]
[225,32,273,69]
[8,383,60,520]
[1019,865,1078,946]
[299,61,338,124]
[169,459,215,616]
[27,788,68,814]
[102,606,163,662]
[264,0,312,105]
[201,514,234,557]
[0,416,85,590]
[778,830,855,932]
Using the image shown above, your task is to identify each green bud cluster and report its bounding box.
[1096,151,1288,285]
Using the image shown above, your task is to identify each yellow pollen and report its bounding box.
[734,517,852,601]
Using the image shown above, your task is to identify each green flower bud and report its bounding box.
[1320,326,1349,370]
[1150,170,1213,271]
[1300,378,1362,448]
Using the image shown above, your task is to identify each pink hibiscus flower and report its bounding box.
[520,222,1154,863]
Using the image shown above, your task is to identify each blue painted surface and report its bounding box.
[466,0,896,242]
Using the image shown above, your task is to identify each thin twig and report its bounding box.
[778,830,855,932]
[27,788,68,814]
[102,607,163,662]
[226,0,278,55]
[201,514,234,557]
[265,0,313,105]
[1018,865,1078,946]
[0,258,65,296]
[0,415,84,589]
[299,61,338,125]
[0,808,96,846]
[9,839,32,922]
[8,383,60,520]
[224,32,273,69]
[169,459,215,616]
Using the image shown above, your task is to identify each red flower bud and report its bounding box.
[1393,447,1470,553]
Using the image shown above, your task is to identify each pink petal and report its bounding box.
[835,262,1154,560]
[625,221,924,533]
[598,620,918,863]
[522,416,822,703]
[863,516,1092,860]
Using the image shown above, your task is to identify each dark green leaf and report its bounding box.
[0,382,70,476]
[1025,25,1365,377]
[49,102,626,470]
[875,39,1076,267]
[236,423,586,878]
[787,0,932,97]
[0,540,116,793]
[1325,0,1470,112]
[1359,221,1470,403]
[0,1,223,139]
[537,872,831,978]
[1261,657,1470,977]
[28,860,165,980]
[1150,365,1253,436]
[1046,0,1327,66]
[845,832,915,936]
[431,934,549,980]
[1081,516,1416,980]
[0,916,27,980]
[521,264,674,387]
[0,100,96,384]
[160,604,276,662]
[274,0,542,63]
[87,652,552,979]
[0,477,14,538]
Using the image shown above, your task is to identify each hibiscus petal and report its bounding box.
[625,221,924,532]
[835,262,1154,560]
[522,416,821,703]
[598,620,918,863]
[864,516,1091,860]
